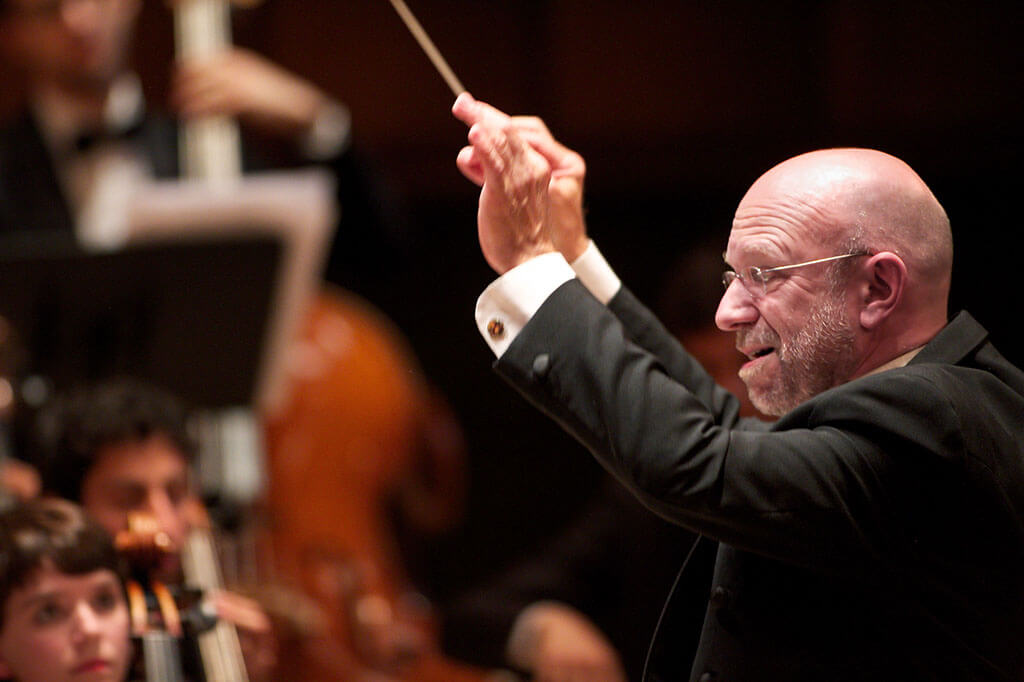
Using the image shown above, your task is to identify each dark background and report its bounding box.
[3,0,1022,599]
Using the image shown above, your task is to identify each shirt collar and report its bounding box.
[31,73,145,153]
[864,346,925,377]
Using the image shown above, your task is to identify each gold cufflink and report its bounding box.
[487,318,505,339]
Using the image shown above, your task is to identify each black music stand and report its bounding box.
[0,232,282,409]
[1,170,335,507]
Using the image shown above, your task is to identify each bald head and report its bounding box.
[739,148,952,314]
[750,148,952,277]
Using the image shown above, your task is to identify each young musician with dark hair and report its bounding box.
[0,497,132,682]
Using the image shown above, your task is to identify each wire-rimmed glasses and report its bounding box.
[722,252,870,297]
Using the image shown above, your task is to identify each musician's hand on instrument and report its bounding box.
[507,602,626,682]
[171,47,329,138]
[211,589,279,682]
[453,93,558,274]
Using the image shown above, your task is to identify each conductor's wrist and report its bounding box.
[508,243,558,271]
[558,233,590,264]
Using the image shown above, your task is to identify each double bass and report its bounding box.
[170,1,492,679]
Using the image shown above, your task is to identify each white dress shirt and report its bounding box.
[32,74,150,249]
[475,241,622,357]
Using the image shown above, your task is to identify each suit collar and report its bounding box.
[864,346,923,377]
[909,310,988,367]
[0,112,77,235]
[862,311,985,379]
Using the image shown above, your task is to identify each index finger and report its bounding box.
[452,93,513,129]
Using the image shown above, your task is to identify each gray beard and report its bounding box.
[753,293,857,417]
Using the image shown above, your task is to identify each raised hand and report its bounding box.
[453,93,560,274]
[454,96,589,266]
[513,117,588,263]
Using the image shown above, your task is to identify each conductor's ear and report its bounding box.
[858,252,906,330]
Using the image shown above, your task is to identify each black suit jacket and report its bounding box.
[495,279,1024,681]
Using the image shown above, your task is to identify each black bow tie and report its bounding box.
[72,116,145,153]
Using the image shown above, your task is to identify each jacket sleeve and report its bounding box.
[494,279,967,579]
[607,285,757,429]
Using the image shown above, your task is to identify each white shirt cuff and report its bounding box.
[570,240,621,304]
[475,252,575,357]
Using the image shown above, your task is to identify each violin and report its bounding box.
[125,577,187,682]
[116,512,214,682]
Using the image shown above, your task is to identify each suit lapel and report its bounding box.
[0,112,76,235]
[643,534,718,681]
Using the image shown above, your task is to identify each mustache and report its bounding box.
[736,325,779,351]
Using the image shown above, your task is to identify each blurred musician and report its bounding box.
[0,3,479,678]
[0,497,132,682]
[0,0,403,298]
[28,377,277,681]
